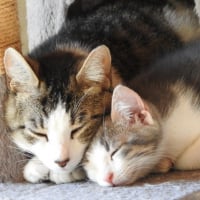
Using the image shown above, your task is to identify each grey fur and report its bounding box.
[0,75,25,182]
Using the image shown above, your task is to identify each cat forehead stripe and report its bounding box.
[48,101,71,138]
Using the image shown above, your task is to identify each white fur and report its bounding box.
[84,139,162,186]
[65,0,75,6]
[24,157,85,184]
[84,89,200,186]
[29,102,87,172]
[14,101,87,183]
[85,141,114,186]
[162,91,200,169]
[24,157,49,183]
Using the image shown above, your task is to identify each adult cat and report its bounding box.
[84,40,200,186]
[3,0,197,183]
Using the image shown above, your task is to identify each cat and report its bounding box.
[3,0,198,184]
[67,0,195,19]
[67,0,174,19]
[66,0,200,42]
[83,40,200,187]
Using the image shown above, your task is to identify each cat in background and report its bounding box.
[3,0,199,184]
[84,40,200,186]
[67,0,200,43]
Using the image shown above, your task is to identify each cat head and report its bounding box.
[84,85,163,186]
[4,45,113,173]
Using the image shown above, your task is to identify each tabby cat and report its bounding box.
[84,40,200,186]
[3,0,198,183]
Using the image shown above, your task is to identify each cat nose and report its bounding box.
[55,158,70,168]
[105,172,114,185]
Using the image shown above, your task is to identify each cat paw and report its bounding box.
[71,167,86,181]
[153,157,174,173]
[23,157,49,183]
[49,167,86,184]
[24,157,86,184]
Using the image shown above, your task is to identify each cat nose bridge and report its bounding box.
[55,143,69,167]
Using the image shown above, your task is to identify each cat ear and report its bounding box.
[76,45,111,89]
[111,85,154,125]
[4,48,39,92]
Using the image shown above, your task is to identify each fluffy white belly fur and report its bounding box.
[162,91,200,170]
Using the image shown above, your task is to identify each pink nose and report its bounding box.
[105,172,114,185]
[55,158,69,168]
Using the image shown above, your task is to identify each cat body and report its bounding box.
[66,0,200,43]
[132,40,200,170]
[31,0,185,83]
[84,41,200,186]
[67,0,195,20]
[3,0,199,183]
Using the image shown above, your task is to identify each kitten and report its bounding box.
[3,0,198,184]
[84,41,200,186]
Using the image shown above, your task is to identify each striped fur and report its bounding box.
[3,0,199,183]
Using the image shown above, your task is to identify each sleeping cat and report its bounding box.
[3,0,198,184]
[66,0,200,42]
[84,40,200,186]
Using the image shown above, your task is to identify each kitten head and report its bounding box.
[84,85,163,186]
[4,45,112,173]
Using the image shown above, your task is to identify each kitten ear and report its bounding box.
[76,45,111,89]
[4,48,39,92]
[111,85,154,125]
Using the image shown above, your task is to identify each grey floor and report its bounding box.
[1,171,200,200]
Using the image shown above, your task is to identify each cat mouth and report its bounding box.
[97,180,116,187]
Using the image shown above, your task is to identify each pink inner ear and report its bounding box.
[111,85,153,125]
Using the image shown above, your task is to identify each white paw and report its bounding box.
[49,171,73,184]
[23,157,49,183]
[49,167,86,184]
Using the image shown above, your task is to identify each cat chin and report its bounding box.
[96,180,114,187]
[95,178,137,187]
[90,177,131,187]
[88,175,114,187]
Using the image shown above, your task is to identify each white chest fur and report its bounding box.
[162,90,200,170]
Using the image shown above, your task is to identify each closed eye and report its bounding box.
[111,148,120,160]
[28,128,48,141]
[71,125,84,139]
